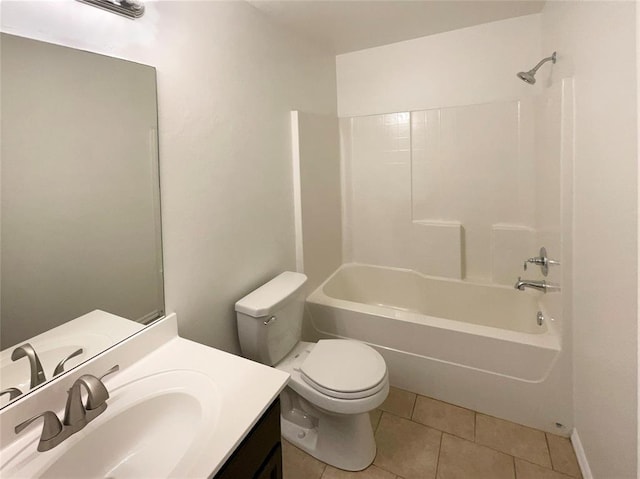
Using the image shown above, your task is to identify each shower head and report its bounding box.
[517,51,557,85]
[517,70,537,84]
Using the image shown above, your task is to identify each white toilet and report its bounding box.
[235,271,389,471]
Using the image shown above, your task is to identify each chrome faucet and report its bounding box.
[11,343,46,389]
[14,365,118,452]
[63,365,118,429]
[514,277,559,293]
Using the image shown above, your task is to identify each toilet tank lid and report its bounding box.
[235,271,307,317]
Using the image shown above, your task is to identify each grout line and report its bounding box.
[369,453,401,478]
[512,455,517,479]
[409,393,418,419]
[472,410,476,442]
[402,389,556,425]
[383,389,562,475]
[407,413,476,442]
[434,431,444,479]
[474,414,558,470]
[443,431,558,471]
[474,408,555,434]
[403,398,478,444]
[516,458,576,479]
[414,391,476,413]
[474,413,479,443]
[373,409,382,433]
[384,398,559,473]
[544,432,555,471]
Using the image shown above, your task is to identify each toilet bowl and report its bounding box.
[278,342,389,470]
[235,272,389,471]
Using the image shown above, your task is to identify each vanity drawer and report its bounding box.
[214,398,282,479]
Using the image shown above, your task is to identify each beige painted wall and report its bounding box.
[542,2,638,477]
[1,1,338,354]
[291,111,342,292]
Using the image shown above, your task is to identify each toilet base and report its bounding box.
[281,410,376,471]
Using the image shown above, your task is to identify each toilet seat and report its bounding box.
[277,341,389,415]
[300,340,387,400]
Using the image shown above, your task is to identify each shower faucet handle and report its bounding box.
[523,257,544,269]
[523,247,559,276]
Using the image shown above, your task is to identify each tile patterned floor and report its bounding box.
[282,387,582,479]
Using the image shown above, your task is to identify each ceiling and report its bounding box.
[248,0,545,54]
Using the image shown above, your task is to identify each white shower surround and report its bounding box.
[340,102,537,285]
[307,263,570,434]
[329,21,575,432]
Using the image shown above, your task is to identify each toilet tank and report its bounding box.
[235,272,307,366]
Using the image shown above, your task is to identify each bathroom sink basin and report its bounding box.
[1,370,220,478]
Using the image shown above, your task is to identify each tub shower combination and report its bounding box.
[306,52,573,435]
[306,264,566,433]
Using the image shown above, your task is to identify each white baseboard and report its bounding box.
[571,428,593,479]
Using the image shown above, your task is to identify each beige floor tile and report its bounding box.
[412,396,475,441]
[546,434,582,478]
[475,414,551,467]
[515,458,576,479]
[282,439,326,479]
[436,433,515,479]
[321,464,396,479]
[379,387,417,419]
[374,412,441,479]
[370,409,383,431]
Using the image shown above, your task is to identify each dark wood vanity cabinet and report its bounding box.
[214,398,282,479]
[254,443,283,479]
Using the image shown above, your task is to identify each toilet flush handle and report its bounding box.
[263,315,277,326]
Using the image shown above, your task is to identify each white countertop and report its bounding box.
[0,314,290,478]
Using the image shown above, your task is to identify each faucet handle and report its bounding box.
[523,247,560,276]
[82,375,111,411]
[99,364,119,381]
[63,365,119,428]
[1,387,23,401]
[524,256,546,270]
[53,348,84,377]
[85,365,119,410]
[15,411,64,452]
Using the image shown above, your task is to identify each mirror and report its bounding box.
[0,33,164,407]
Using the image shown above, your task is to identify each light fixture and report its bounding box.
[76,0,145,19]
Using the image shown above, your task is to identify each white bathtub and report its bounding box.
[306,264,568,433]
